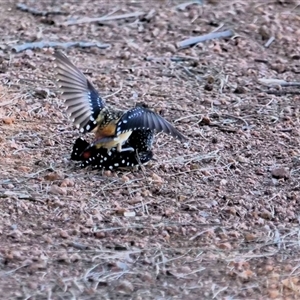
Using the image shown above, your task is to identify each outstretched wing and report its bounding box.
[115,106,187,141]
[54,50,106,133]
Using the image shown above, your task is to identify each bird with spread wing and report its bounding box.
[54,50,187,153]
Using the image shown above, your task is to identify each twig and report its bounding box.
[16,3,67,16]
[2,264,30,276]
[177,29,234,49]
[264,36,275,48]
[174,113,203,123]
[265,90,300,95]
[11,41,110,53]
[254,58,269,64]
[103,81,123,99]
[62,11,145,26]
[175,0,203,11]
[258,78,300,87]
[145,55,199,62]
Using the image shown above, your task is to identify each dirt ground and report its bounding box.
[1,0,300,299]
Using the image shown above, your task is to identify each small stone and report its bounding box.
[123,211,136,217]
[57,252,69,263]
[260,209,272,220]
[70,253,81,262]
[267,289,279,299]
[44,172,62,181]
[234,86,246,94]
[94,231,106,238]
[220,179,227,185]
[60,178,74,187]
[140,271,154,283]
[122,175,130,183]
[217,242,232,250]
[45,139,55,146]
[151,173,163,183]
[59,230,69,239]
[103,170,112,177]
[49,185,67,195]
[258,25,271,40]
[244,233,256,242]
[18,166,30,172]
[2,117,15,125]
[7,229,23,240]
[199,116,210,125]
[238,269,254,280]
[271,167,289,179]
[116,280,134,293]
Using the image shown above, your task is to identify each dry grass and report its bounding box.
[1,0,300,298]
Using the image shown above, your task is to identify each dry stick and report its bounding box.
[266,90,300,95]
[177,29,234,49]
[175,0,203,11]
[12,41,111,53]
[258,78,300,87]
[264,36,275,48]
[62,11,146,26]
[145,55,199,62]
[16,3,67,16]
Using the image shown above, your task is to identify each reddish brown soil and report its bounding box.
[1,0,300,299]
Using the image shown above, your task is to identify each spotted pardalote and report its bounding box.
[71,129,154,170]
[54,50,187,153]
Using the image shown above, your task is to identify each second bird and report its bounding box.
[54,50,187,152]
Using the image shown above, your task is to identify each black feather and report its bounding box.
[116,106,187,141]
[54,50,106,133]
[70,129,155,170]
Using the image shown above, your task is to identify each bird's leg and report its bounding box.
[117,143,134,152]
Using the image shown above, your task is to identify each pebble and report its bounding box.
[271,167,289,179]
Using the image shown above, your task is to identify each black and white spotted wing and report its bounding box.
[82,148,154,170]
[71,137,89,161]
[116,106,187,141]
[70,129,155,170]
[127,129,154,152]
[54,50,106,133]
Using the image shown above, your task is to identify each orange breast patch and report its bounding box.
[95,123,116,139]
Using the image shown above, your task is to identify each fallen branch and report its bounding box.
[62,11,145,26]
[177,29,234,49]
[11,41,111,53]
[16,3,67,16]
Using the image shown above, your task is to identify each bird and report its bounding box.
[71,129,155,170]
[54,50,187,153]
